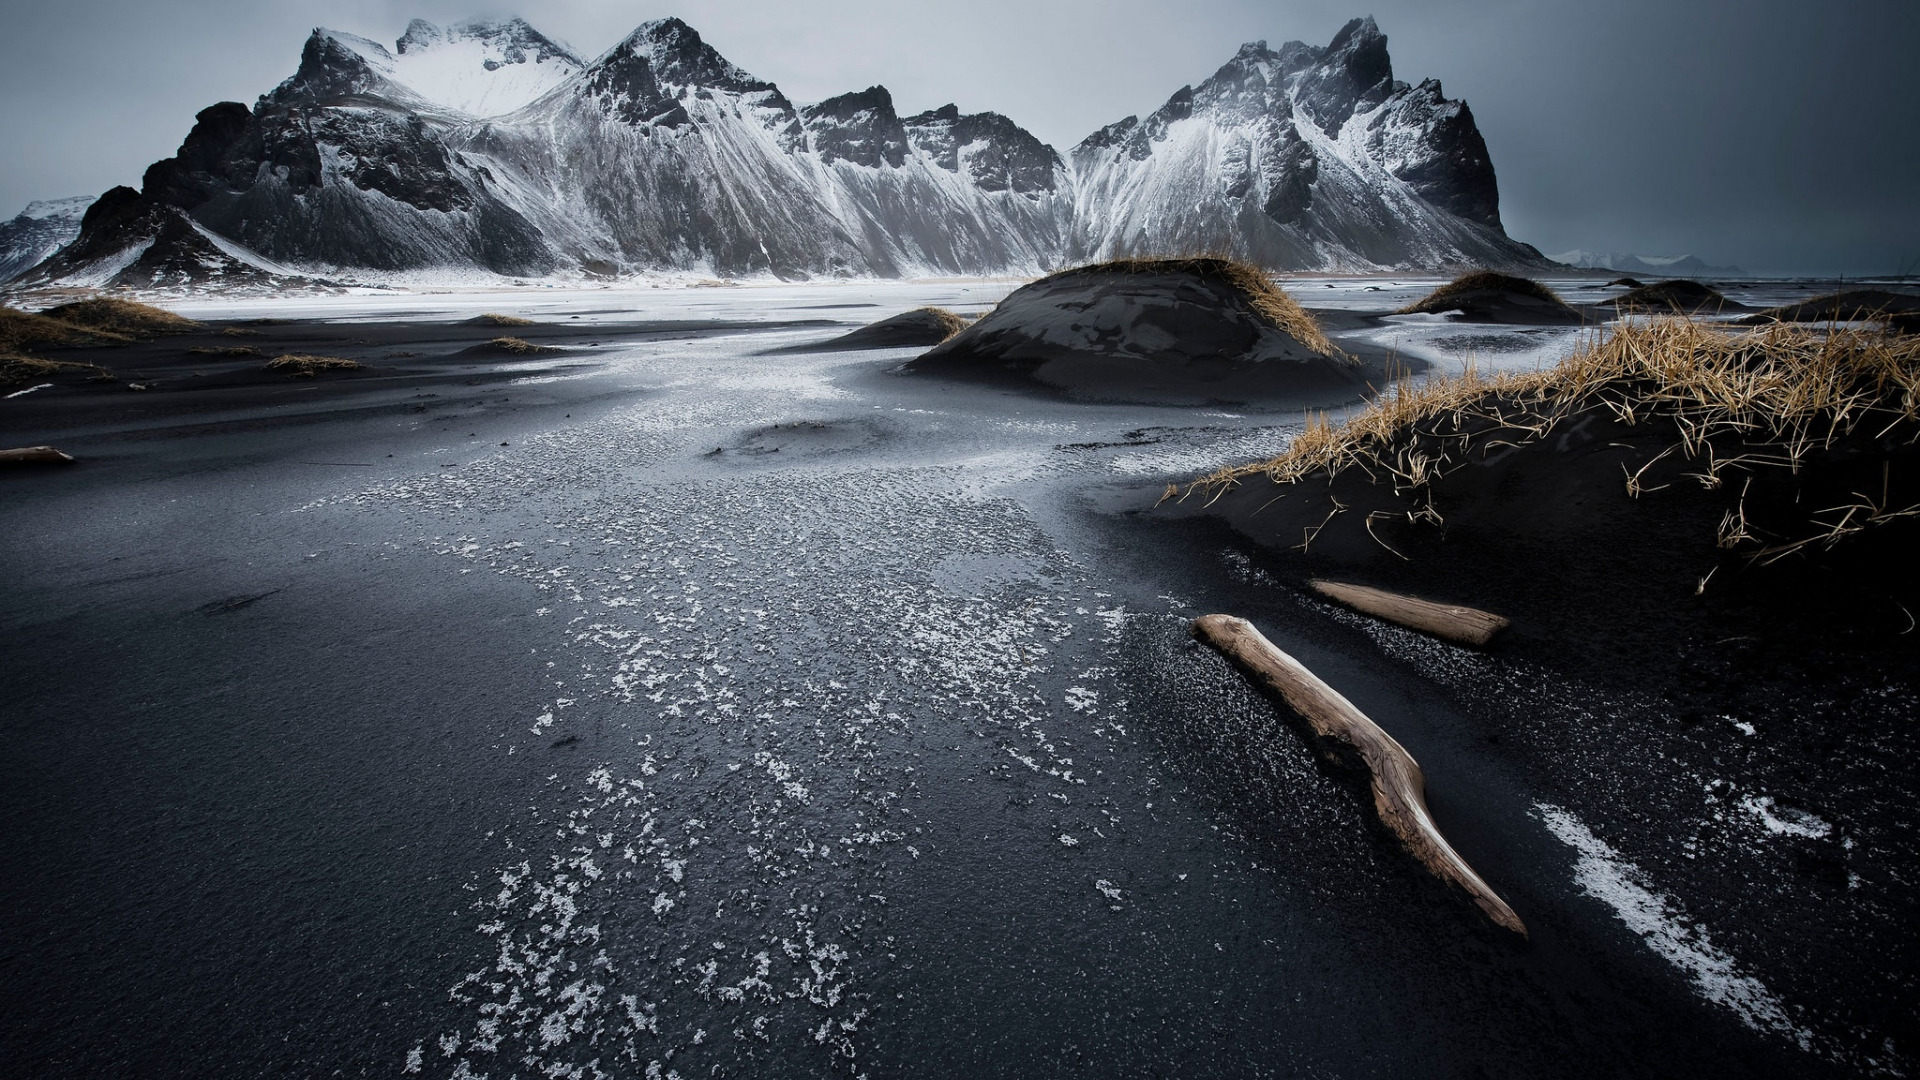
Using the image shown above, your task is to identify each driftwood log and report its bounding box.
[0,446,75,465]
[1192,614,1527,936]
[1309,579,1509,648]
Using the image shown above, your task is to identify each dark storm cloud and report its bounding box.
[0,0,1913,275]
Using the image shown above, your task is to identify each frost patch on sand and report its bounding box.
[1534,803,1811,1048]
[1739,795,1833,839]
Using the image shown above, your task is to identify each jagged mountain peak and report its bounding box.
[1293,15,1396,134]
[1068,16,1530,270]
[398,16,573,58]
[803,87,906,168]
[266,28,413,107]
[601,17,769,93]
[270,18,580,117]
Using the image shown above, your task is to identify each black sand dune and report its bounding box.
[770,307,967,353]
[1598,279,1746,313]
[1740,289,1920,327]
[1396,271,1591,325]
[904,258,1393,404]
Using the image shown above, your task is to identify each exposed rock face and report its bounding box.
[20,15,1544,288]
[0,196,94,282]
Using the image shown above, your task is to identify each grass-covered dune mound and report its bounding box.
[1,299,203,385]
[1169,318,1920,675]
[0,308,127,356]
[40,298,200,336]
[1600,279,1742,313]
[1397,270,1588,325]
[775,307,969,354]
[904,257,1361,404]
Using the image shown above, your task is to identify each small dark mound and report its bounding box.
[1397,271,1587,325]
[1607,277,1645,288]
[1601,279,1742,313]
[39,298,199,336]
[460,337,565,357]
[1740,289,1920,327]
[774,308,968,353]
[904,257,1360,404]
[466,313,538,327]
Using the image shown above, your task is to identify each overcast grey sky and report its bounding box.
[0,0,1913,276]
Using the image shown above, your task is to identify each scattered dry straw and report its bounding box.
[266,354,364,377]
[1,355,117,386]
[475,313,537,326]
[189,346,264,357]
[1181,319,1920,561]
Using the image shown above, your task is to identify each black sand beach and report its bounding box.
[2,282,1913,1078]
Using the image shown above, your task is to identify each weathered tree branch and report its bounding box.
[1192,614,1527,936]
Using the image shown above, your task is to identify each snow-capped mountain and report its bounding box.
[1550,250,1746,279]
[0,196,95,282]
[1070,19,1536,270]
[14,15,1547,289]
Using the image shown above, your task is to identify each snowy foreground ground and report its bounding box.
[1,278,1897,1079]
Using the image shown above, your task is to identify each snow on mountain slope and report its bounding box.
[0,196,95,282]
[392,18,582,118]
[21,14,1546,289]
[438,20,1072,277]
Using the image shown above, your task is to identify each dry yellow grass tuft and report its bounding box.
[910,307,969,340]
[1181,318,1920,560]
[266,354,365,377]
[485,336,553,354]
[1396,270,1576,316]
[1039,256,1338,357]
[1,354,117,386]
[475,313,537,326]
[39,298,199,336]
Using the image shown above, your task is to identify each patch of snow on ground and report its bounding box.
[1534,802,1811,1049]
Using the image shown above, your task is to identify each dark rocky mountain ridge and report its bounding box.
[10,15,1548,288]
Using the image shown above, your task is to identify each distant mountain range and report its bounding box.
[1549,250,1746,279]
[5,15,1549,289]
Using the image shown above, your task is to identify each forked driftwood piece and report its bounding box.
[1310,579,1510,648]
[0,446,75,465]
[1192,614,1527,936]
